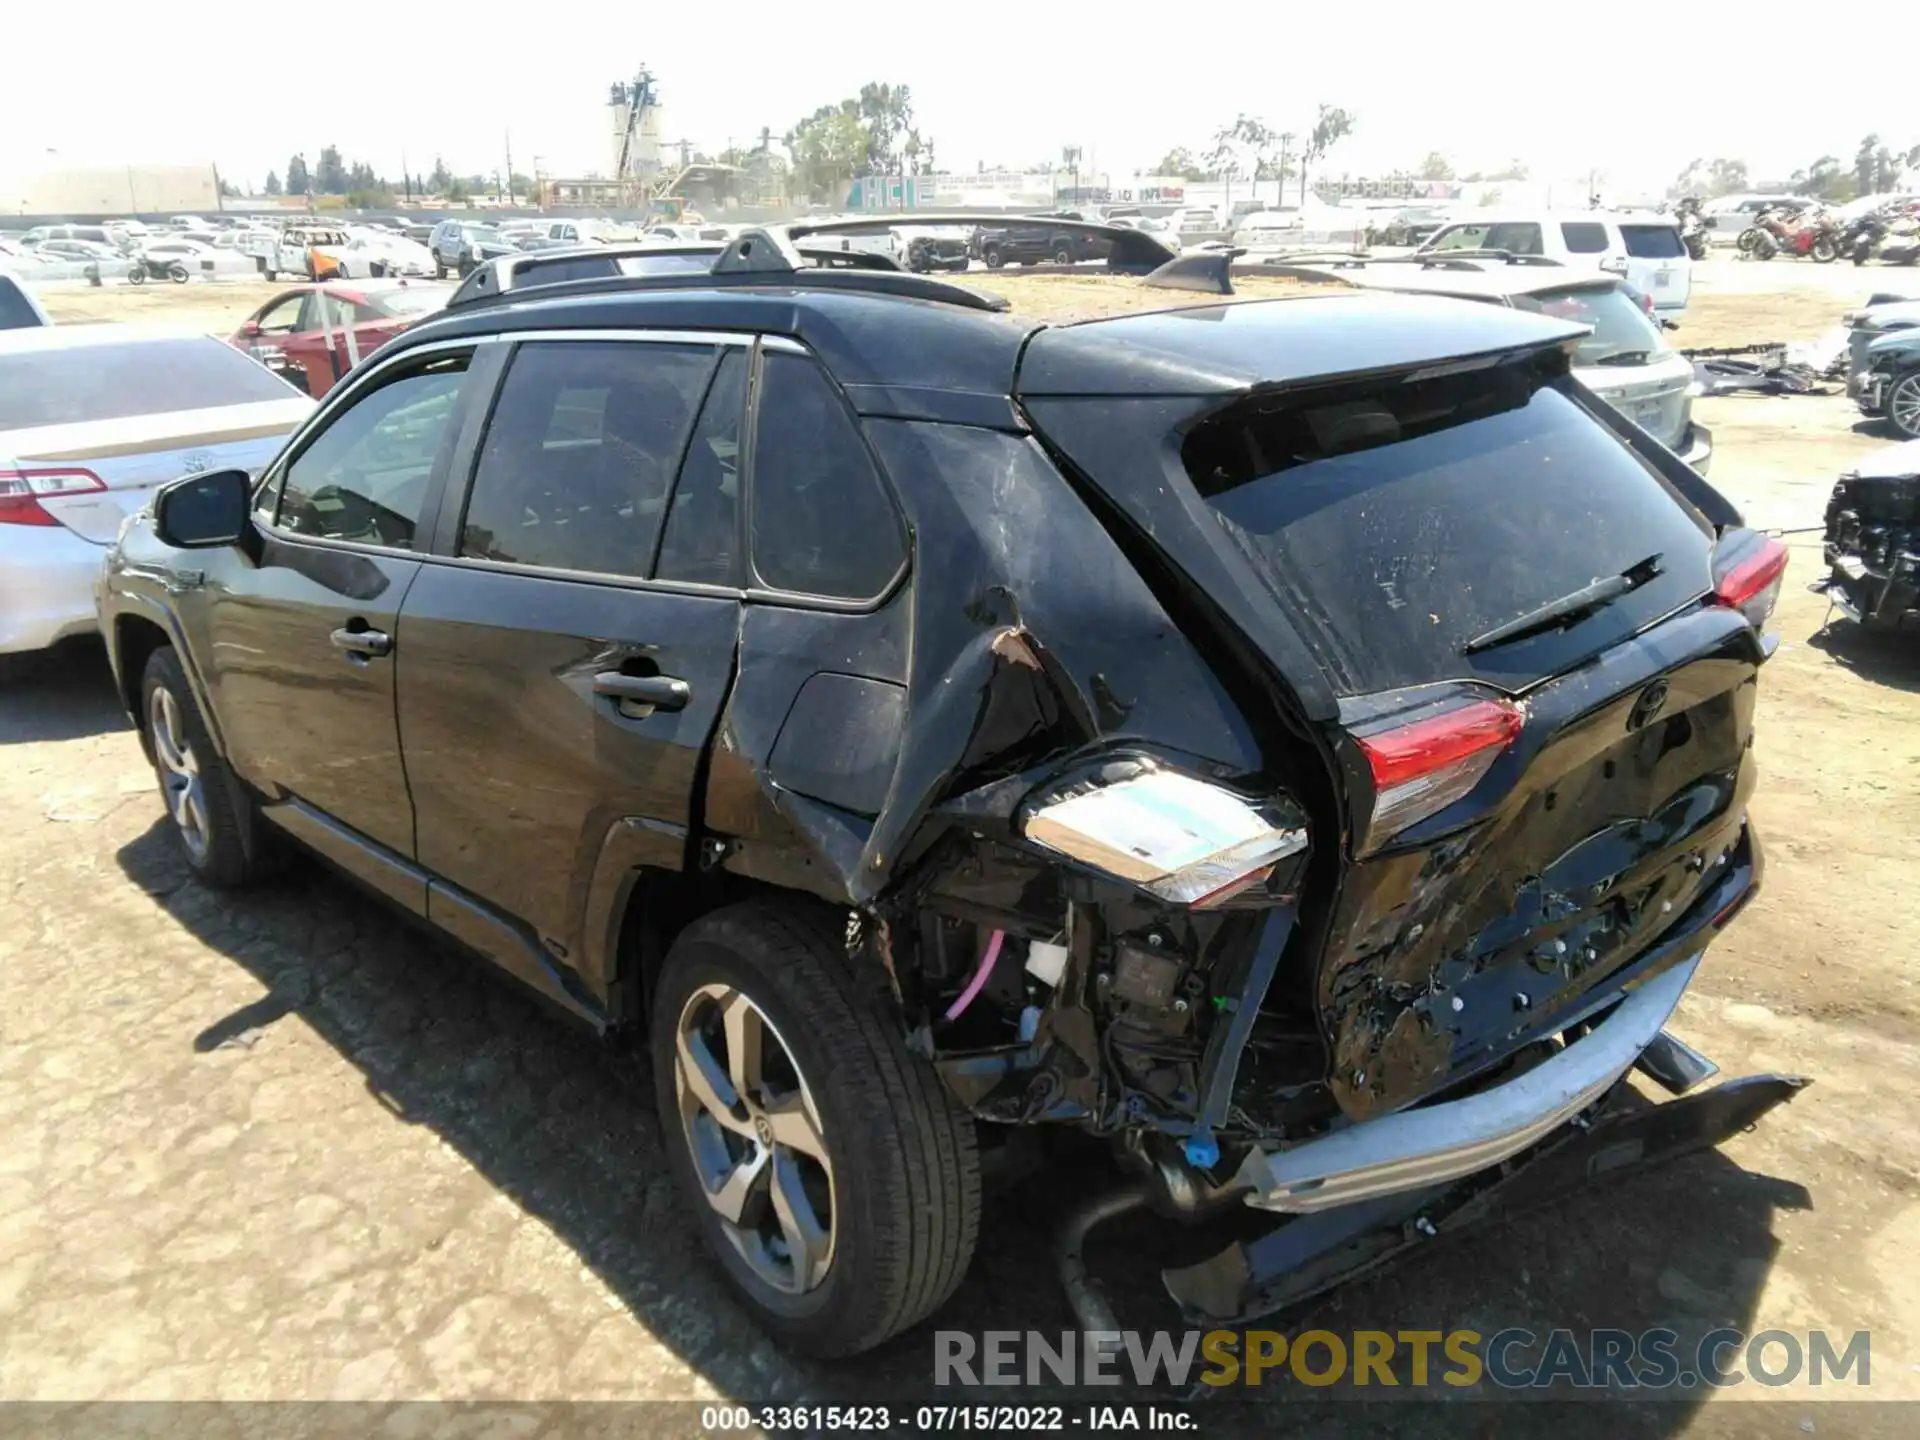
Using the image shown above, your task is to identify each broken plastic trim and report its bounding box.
[1020,767,1307,907]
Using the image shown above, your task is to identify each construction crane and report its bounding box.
[608,66,661,207]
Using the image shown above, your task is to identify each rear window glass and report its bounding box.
[1180,363,1712,694]
[1621,225,1685,259]
[1513,285,1668,365]
[368,287,449,319]
[1560,222,1609,254]
[0,337,295,429]
[1429,222,1544,256]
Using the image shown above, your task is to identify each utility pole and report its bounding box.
[402,148,410,203]
[505,132,514,204]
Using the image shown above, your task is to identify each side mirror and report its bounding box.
[241,320,261,337]
[154,468,252,549]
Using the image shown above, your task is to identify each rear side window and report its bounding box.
[1180,362,1713,694]
[656,349,748,586]
[0,337,295,429]
[1430,222,1542,255]
[1622,225,1685,259]
[278,354,468,550]
[461,341,714,577]
[749,352,905,599]
[1560,222,1609,254]
[0,277,45,330]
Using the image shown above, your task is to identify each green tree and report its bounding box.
[446,177,471,204]
[857,81,914,175]
[788,100,868,199]
[1153,147,1209,181]
[285,154,310,194]
[1792,154,1854,201]
[1299,104,1356,204]
[1419,151,1455,181]
[1855,134,1898,196]
[1669,157,1749,201]
[346,185,395,209]
[316,145,348,195]
[263,170,282,196]
[428,156,453,193]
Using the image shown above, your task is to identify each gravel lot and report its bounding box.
[4,257,1919,1432]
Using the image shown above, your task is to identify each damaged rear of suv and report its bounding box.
[101,229,1801,1359]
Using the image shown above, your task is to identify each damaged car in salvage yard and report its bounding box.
[94,219,1804,1358]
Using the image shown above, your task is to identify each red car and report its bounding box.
[228,280,452,398]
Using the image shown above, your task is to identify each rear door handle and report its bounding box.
[593,672,690,711]
[331,627,392,658]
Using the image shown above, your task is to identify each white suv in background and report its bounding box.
[1417,211,1692,317]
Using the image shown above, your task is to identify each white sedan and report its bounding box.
[0,326,314,673]
[333,229,436,278]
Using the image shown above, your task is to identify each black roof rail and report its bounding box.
[441,228,1010,315]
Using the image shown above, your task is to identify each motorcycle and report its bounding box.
[1740,205,1840,263]
[124,257,191,285]
[1845,201,1920,266]
[1674,197,1710,260]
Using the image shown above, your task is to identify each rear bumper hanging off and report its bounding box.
[1159,1069,1805,1326]
[1232,954,1703,1215]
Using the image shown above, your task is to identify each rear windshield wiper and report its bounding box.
[1463,553,1664,655]
[1587,349,1655,367]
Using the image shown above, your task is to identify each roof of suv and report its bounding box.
[399,279,1586,409]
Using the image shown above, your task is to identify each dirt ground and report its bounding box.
[5,257,1919,1434]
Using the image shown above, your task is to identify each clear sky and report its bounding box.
[6,5,1912,194]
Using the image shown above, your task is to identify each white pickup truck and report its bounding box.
[240,226,353,281]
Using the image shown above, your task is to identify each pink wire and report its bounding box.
[944,929,1006,1022]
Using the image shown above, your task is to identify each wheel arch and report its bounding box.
[112,608,229,761]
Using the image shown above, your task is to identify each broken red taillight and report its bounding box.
[1357,697,1524,842]
[1710,535,1789,630]
[0,466,106,527]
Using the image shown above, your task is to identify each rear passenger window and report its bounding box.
[749,352,904,599]
[655,350,747,586]
[1486,222,1544,255]
[277,354,468,549]
[461,341,713,577]
[1621,225,1685,259]
[1560,222,1608,254]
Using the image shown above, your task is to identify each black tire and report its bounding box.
[139,647,274,888]
[1811,237,1838,264]
[651,900,981,1358]
[168,262,190,284]
[1886,371,1920,440]
[261,266,276,282]
[127,263,147,286]
[1751,232,1778,261]
[982,245,1004,269]
[457,259,474,278]
[432,259,446,279]
[1051,243,1074,264]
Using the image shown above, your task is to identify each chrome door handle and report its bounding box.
[330,627,392,658]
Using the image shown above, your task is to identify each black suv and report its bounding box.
[100,224,1796,1358]
[972,219,1112,268]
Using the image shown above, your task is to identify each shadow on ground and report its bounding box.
[1807,615,1920,693]
[117,817,1811,1424]
[0,639,131,745]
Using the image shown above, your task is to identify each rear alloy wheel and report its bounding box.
[1887,372,1920,439]
[982,246,1004,269]
[652,902,981,1357]
[140,647,274,887]
[1052,243,1074,264]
